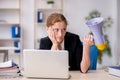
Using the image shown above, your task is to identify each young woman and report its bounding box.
[39,13,94,73]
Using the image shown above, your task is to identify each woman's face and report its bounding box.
[47,21,67,43]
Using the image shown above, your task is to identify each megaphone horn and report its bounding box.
[86,17,107,50]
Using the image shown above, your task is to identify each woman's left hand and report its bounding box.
[83,35,94,47]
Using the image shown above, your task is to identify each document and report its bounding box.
[0,60,12,68]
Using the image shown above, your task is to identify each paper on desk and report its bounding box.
[0,60,12,68]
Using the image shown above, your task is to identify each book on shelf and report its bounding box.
[108,66,120,78]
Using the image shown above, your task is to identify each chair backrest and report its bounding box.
[89,45,98,70]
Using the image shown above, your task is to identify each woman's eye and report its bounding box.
[63,29,66,31]
[54,29,59,32]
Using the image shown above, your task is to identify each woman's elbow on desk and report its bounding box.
[80,68,88,73]
[80,62,90,73]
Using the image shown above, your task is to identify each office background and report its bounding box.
[0,0,120,68]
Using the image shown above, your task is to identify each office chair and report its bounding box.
[81,42,98,70]
[89,45,98,70]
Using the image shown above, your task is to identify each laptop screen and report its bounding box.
[23,49,69,79]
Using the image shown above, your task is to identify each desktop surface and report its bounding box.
[0,70,120,80]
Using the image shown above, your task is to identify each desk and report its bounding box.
[0,70,120,80]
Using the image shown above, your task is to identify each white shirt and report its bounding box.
[61,40,64,50]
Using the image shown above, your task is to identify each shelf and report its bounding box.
[0,22,20,26]
[0,53,20,56]
[0,0,21,66]
[38,8,62,11]
[34,0,64,49]
[0,8,20,10]
[0,47,20,50]
[0,38,20,41]
[35,22,46,26]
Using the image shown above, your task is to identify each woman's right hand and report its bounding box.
[47,27,58,45]
[47,27,62,50]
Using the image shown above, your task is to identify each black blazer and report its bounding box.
[39,32,83,71]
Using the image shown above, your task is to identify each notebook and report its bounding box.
[23,49,69,79]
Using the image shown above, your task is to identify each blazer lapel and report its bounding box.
[64,32,70,50]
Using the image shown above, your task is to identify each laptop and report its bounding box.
[23,49,69,79]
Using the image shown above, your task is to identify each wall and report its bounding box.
[21,0,119,66]
[21,0,34,49]
[64,0,118,66]
[117,0,120,65]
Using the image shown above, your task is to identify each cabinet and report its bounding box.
[34,0,64,49]
[0,0,22,65]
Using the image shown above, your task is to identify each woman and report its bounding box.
[39,13,94,73]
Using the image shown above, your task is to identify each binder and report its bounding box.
[11,25,20,38]
[14,41,20,53]
[37,11,43,23]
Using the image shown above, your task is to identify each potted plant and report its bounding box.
[85,10,113,64]
[46,0,54,8]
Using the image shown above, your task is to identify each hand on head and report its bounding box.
[83,35,94,47]
[47,27,60,46]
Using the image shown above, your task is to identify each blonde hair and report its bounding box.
[46,13,67,27]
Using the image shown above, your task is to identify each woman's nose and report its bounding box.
[58,30,63,37]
